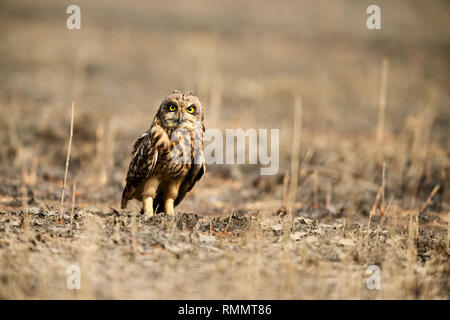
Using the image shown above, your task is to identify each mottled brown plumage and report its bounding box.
[121,90,205,217]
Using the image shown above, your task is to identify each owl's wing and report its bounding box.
[121,131,158,209]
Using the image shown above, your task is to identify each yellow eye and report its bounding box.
[168,104,176,112]
[186,106,195,114]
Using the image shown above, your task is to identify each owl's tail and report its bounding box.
[121,183,135,209]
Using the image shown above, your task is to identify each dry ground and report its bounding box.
[0,0,449,299]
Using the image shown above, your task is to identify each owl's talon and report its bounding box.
[143,213,153,222]
[144,209,154,218]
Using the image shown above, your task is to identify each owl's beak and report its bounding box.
[178,112,183,124]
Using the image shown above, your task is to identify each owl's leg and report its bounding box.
[164,182,180,215]
[143,198,153,217]
[165,199,175,215]
[142,177,159,219]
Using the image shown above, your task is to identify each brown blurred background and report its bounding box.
[0,0,448,213]
[0,0,449,300]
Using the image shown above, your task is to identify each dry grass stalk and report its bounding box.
[312,171,319,209]
[419,184,440,214]
[416,184,440,236]
[59,102,75,222]
[224,210,234,234]
[20,183,29,233]
[447,212,449,250]
[368,185,382,231]
[381,196,393,230]
[281,170,290,210]
[380,162,386,215]
[376,58,389,162]
[69,182,76,236]
[96,120,117,186]
[326,181,332,210]
[368,163,386,230]
[406,212,418,297]
[94,124,105,181]
[299,149,313,183]
[287,95,302,215]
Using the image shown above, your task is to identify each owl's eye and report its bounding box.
[168,104,177,112]
[186,105,195,114]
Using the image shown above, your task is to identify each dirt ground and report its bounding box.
[0,0,449,299]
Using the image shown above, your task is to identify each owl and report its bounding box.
[121,90,206,218]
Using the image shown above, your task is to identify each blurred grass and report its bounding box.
[0,0,448,300]
[1,0,449,138]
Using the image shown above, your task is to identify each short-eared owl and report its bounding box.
[121,90,206,217]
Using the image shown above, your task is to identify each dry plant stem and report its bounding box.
[59,102,75,222]
[416,184,441,236]
[312,171,319,209]
[69,182,76,236]
[376,58,389,162]
[380,162,386,215]
[447,212,449,250]
[368,186,382,231]
[326,182,332,209]
[224,210,234,234]
[21,184,28,233]
[419,184,440,214]
[287,95,302,215]
[94,124,105,183]
[299,149,313,182]
[381,196,393,230]
[368,163,386,231]
[281,170,289,210]
[415,215,419,237]
[406,212,417,297]
[96,119,118,186]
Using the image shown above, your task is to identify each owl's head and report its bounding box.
[157,90,204,131]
